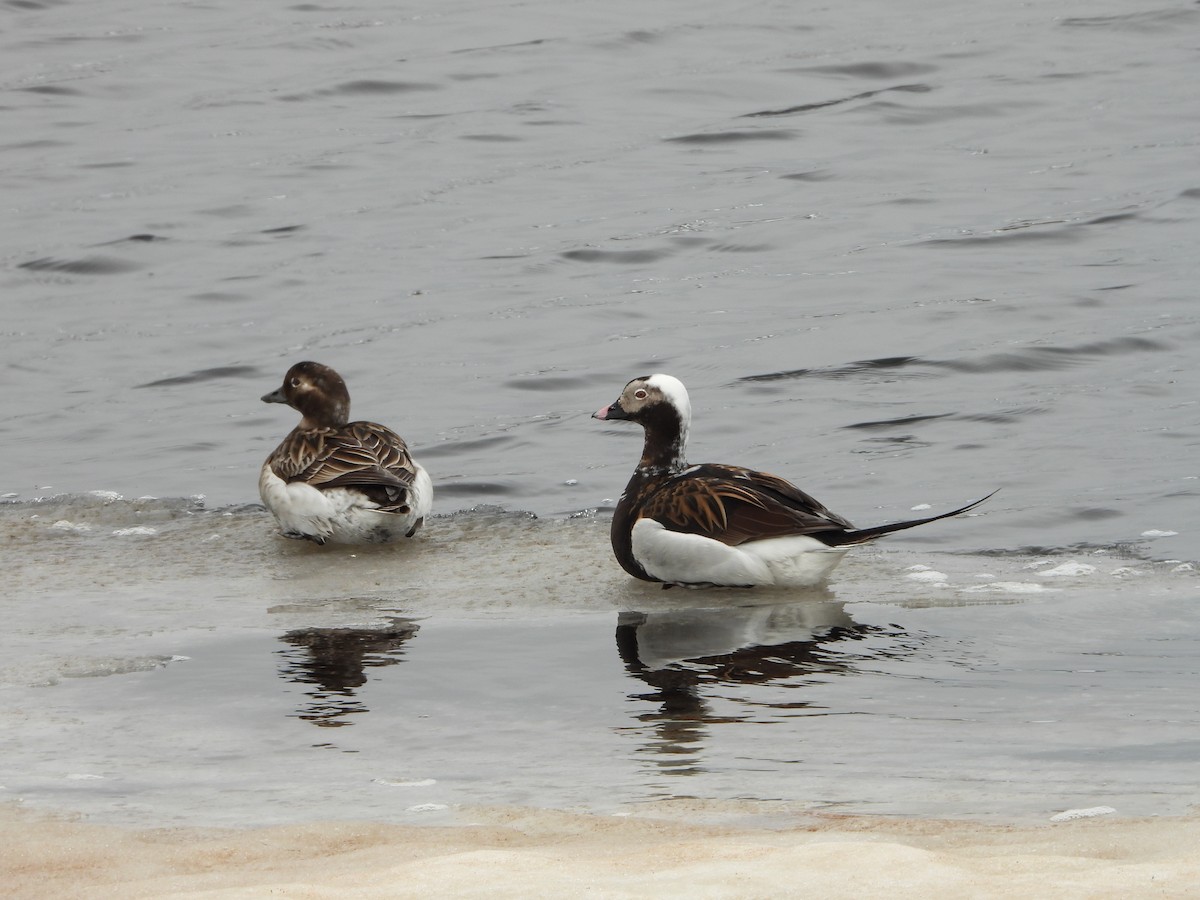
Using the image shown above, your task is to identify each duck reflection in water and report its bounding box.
[277,618,419,727]
[615,599,912,773]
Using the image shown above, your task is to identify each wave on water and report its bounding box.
[737,336,1169,383]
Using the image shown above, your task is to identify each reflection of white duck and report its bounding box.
[594,373,993,587]
[616,601,857,672]
[259,361,433,544]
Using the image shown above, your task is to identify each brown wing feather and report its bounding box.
[269,422,417,512]
[637,465,855,547]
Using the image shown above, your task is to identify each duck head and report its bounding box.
[593,373,691,473]
[262,361,351,430]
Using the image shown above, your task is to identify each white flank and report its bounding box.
[631,518,846,587]
[259,463,432,544]
[409,463,434,521]
[740,534,850,586]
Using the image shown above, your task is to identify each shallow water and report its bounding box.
[2,0,1198,831]
[2,496,1197,827]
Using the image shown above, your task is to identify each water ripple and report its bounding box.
[1059,9,1199,32]
[664,129,797,144]
[97,234,167,245]
[779,170,833,182]
[843,413,953,431]
[740,338,1168,383]
[5,0,67,9]
[433,481,518,497]
[504,374,597,391]
[924,209,1146,247]
[135,365,261,389]
[785,61,940,79]
[561,247,674,264]
[279,80,439,101]
[18,256,141,275]
[741,83,931,118]
[740,356,923,383]
[854,99,1027,125]
[843,406,1048,431]
[20,84,81,96]
[417,434,518,459]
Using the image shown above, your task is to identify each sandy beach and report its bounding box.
[5,804,1197,898]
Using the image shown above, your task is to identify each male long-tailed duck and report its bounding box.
[259,361,432,544]
[593,373,992,588]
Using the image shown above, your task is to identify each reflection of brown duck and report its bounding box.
[615,602,908,770]
[277,619,419,727]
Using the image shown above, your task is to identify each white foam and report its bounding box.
[112,526,158,536]
[906,569,948,583]
[1038,562,1097,577]
[1171,563,1194,573]
[959,582,1059,594]
[1108,567,1141,577]
[1050,806,1117,822]
[50,520,91,533]
[1140,530,1178,538]
[374,778,437,788]
[405,803,448,812]
[910,503,932,511]
[89,490,123,501]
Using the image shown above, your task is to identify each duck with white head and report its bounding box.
[594,374,993,588]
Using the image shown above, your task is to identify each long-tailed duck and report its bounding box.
[593,373,992,587]
[259,361,432,544]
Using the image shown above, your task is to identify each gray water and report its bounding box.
[2,0,1198,828]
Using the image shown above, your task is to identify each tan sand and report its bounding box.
[3,803,1197,899]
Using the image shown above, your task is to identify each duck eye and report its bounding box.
[289,378,300,388]
[634,389,648,400]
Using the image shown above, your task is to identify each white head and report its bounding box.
[644,373,691,428]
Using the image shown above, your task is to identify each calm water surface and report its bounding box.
[2,0,1198,827]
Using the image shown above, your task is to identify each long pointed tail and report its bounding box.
[821,489,998,548]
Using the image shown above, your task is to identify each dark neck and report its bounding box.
[610,417,688,583]
[297,398,349,431]
[636,409,688,476]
